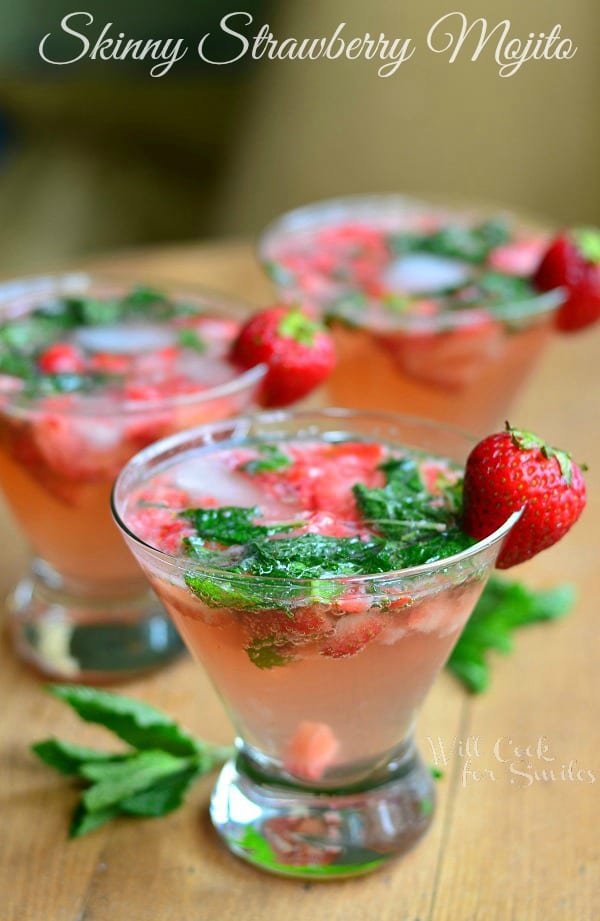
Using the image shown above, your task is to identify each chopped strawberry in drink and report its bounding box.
[283,721,340,781]
[321,611,384,658]
[241,605,334,646]
[37,343,87,375]
[487,239,547,276]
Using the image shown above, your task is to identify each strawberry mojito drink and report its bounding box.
[259,196,571,433]
[0,274,266,680]
[112,410,521,877]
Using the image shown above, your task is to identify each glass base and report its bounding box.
[210,748,435,879]
[7,558,185,683]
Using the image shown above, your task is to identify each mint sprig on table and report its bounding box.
[32,685,233,838]
[447,576,574,693]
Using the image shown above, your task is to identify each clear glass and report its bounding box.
[0,273,265,682]
[258,195,564,434]
[112,409,518,878]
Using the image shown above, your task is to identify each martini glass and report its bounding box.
[0,273,265,682]
[112,409,518,878]
[258,196,564,434]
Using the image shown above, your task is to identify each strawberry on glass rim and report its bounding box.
[533,227,600,332]
[231,305,336,407]
[462,422,587,568]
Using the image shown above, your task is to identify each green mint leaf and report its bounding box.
[70,803,120,839]
[48,685,201,756]
[183,506,297,546]
[184,570,276,611]
[354,456,462,543]
[81,750,189,813]
[423,218,511,264]
[177,328,207,352]
[446,577,575,692]
[0,350,34,380]
[31,739,127,776]
[119,764,204,817]
[246,641,295,670]
[572,227,600,264]
[240,445,291,475]
[387,231,427,256]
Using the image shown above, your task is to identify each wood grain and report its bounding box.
[0,242,598,921]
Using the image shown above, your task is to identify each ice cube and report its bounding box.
[173,456,266,506]
[383,254,472,295]
[172,454,299,518]
[75,323,176,354]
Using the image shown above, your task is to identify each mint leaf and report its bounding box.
[48,686,201,756]
[33,686,234,838]
[81,750,189,812]
[246,641,295,670]
[184,570,278,612]
[177,328,207,352]
[447,577,575,692]
[119,765,203,817]
[31,739,127,776]
[353,456,462,543]
[183,506,296,546]
[70,803,120,839]
[241,445,291,475]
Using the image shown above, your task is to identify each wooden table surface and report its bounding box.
[1,242,598,921]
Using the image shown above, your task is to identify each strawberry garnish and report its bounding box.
[534,228,600,332]
[462,423,586,569]
[230,305,335,407]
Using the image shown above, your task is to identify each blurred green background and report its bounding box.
[0,0,597,276]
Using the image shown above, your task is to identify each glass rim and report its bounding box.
[257,194,565,329]
[0,271,266,417]
[111,407,522,585]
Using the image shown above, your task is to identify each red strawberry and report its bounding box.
[231,306,335,407]
[534,228,600,332]
[462,423,586,569]
[321,611,384,658]
[37,342,87,375]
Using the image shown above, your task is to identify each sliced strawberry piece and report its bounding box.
[283,721,339,781]
[88,352,130,375]
[321,611,384,658]
[241,605,334,646]
[377,315,505,390]
[487,238,547,276]
[37,342,87,375]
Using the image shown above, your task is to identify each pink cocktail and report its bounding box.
[113,410,517,877]
[0,274,265,680]
[259,196,564,433]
